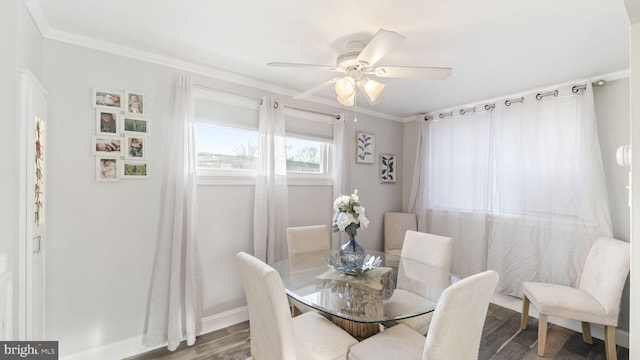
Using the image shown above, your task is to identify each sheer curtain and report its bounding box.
[144,74,202,350]
[254,96,289,263]
[413,82,612,295]
[332,113,347,249]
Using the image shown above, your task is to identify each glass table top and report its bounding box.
[271,249,455,324]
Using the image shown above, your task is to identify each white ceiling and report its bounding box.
[27,0,630,119]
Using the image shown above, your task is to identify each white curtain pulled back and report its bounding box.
[144,74,202,350]
[412,82,612,295]
[332,114,347,249]
[254,96,289,263]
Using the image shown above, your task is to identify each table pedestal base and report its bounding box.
[331,316,380,340]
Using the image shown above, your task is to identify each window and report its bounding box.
[194,88,334,183]
[286,136,330,174]
[196,123,258,171]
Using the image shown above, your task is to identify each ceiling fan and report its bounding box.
[267,29,452,106]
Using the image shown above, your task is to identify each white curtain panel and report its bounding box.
[414,82,612,296]
[254,96,289,264]
[332,114,347,249]
[144,75,202,350]
[421,110,492,278]
[408,115,426,214]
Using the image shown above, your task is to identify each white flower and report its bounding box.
[336,212,356,231]
[332,189,369,235]
[358,214,370,229]
[333,195,351,210]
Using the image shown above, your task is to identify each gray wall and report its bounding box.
[0,0,19,277]
[0,0,44,338]
[594,78,631,330]
[402,78,632,330]
[41,39,404,355]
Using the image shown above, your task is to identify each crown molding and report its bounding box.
[24,1,401,123]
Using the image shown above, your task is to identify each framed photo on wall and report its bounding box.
[124,90,145,116]
[122,115,150,135]
[379,153,397,183]
[92,134,123,156]
[122,161,149,179]
[355,130,375,164]
[96,109,120,135]
[92,88,124,110]
[96,156,119,182]
[124,135,146,159]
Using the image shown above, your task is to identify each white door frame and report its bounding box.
[18,69,47,340]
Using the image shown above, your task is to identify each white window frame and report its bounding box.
[194,88,334,186]
[285,133,333,186]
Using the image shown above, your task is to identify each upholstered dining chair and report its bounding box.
[286,225,331,315]
[521,236,630,360]
[236,252,358,360]
[384,230,453,334]
[286,224,331,256]
[349,270,499,360]
[384,212,417,256]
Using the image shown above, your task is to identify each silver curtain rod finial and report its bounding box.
[593,79,606,87]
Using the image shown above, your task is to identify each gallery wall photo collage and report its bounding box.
[91,88,150,182]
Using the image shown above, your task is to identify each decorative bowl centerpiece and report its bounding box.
[323,253,382,276]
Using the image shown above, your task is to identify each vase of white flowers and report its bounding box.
[332,189,370,272]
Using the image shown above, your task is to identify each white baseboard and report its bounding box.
[61,306,249,360]
[60,294,630,359]
[492,293,629,349]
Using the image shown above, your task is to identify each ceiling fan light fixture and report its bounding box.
[337,92,355,106]
[335,76,356,99]
[359,78,385,102]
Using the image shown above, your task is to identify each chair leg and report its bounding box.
[581,321,592,344]
[537,314,548,357]
[521,296,530,330]
[605,325,617,360]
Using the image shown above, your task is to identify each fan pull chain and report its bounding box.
[354,93,358,122]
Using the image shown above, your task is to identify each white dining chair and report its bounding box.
[521,236,630,360]
[383,212,417,256]
[286,225,331,315]
[349,270,499,360]
[236,252,358,360]
[286,224,331,256]
[384,230,452,334]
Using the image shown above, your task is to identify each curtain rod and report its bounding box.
[424,79,607,121]
[284,105,342,120]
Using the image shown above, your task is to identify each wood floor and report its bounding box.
[127,304,629,360]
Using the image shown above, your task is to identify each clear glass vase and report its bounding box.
[339,233,365,273]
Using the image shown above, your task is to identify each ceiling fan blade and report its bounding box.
[356,29,405,67]
[373,66,452,79]
[293,78,339,99]
[267,62,340,72]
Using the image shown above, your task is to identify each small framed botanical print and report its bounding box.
[355,130,375,164]
[92,88,124,110]
[379,153,397,183]
[125,90,145,116]
[96,109,120,135]
[122,161,149,179]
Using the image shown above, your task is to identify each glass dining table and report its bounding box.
[271,249,455,339]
